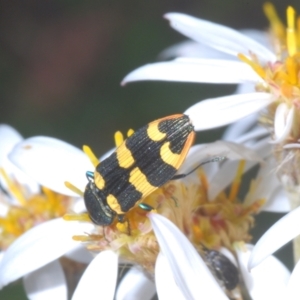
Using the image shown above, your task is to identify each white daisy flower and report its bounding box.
[158,28,271,61]
[122,4,300,149]
[1,124,288,299]
[0,124,91,300]
[122,5,300,265]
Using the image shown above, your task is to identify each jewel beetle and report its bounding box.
[84,114,195,226]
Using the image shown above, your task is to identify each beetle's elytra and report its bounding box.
[84,114,195,226]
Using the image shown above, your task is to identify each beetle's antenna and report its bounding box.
[172,156,226,180]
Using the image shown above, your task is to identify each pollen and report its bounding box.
[0,171,73,250]
[175,166,263,250]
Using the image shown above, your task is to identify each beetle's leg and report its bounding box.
[117,214,131,235]
[139,203,154,212]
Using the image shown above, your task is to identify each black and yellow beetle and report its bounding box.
[84,114,195,226]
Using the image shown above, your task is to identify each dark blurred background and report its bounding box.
[0,0,296,298]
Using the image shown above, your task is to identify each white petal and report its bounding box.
[0,200,9,217]
[208,160,248,200]
[72,198,86,214]
[149,213,228,299]
[165,13,276,62]
[239,29,271,49]
[116,267,155,300]
[184,144,221,181]
[72,251,118,300]
[181,140,263,194]
[287,258,300,299]
[1,163,40,197]
[0,218,93,287]
[180,140,262,177]
[9,136,93,196]
[233,126,269,146]
[185,92,274,131]
[248,206,300,269]
[23,260,67,300]
[274,103,289,138]
[206,137,268,199]
[0,125,39,195]
[155,253,186,300]
[159,28,270,61]
[262,187,290,212]
[234,82,256,94]
[206,140,269,201]
[99,147,115,161]
[64,245,94,264]
[248,136,271,159]
[236,244,289,300]
[0,124,23,163]
[122,58,261,85]
[244,157,290,213]
[284,143,300,149]
[272,104,294,143]
[222,113,262,142]
[158,40,234,60]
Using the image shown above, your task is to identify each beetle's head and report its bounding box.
[84,172,116,226]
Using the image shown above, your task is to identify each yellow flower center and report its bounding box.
[239,4,300,108]
[0,168,73,249]
[67,158,264,274]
